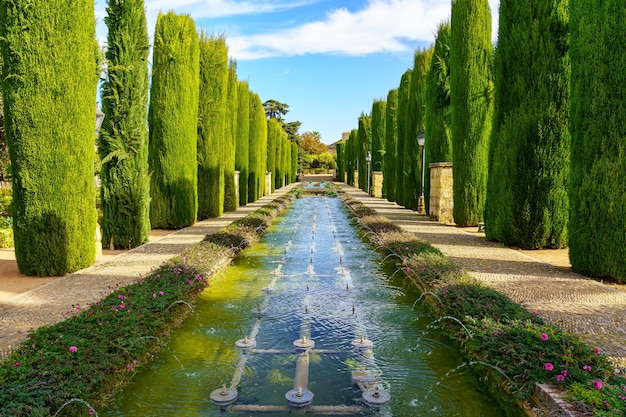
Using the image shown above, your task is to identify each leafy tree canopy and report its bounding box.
[263,99,289,120]
[299,131,327,155]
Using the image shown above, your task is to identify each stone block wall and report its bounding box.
[371,171,383,198]
[429,162,454,224]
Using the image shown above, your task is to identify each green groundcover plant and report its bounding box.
[0,192,296,417]
[341,191,626,416]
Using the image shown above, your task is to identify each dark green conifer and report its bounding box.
[235,81,250,206]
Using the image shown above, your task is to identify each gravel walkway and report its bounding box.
[0,184,297,355]
[339,184,626,367]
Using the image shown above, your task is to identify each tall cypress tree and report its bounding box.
[404,47,433,210]
[267,118,279,193]
[235,81,250,206]
[0,0,98,275]
[425,22,452,213]
[371,100,386,176]
[485,0,569,249]
[569,0,626,281]
[395,70,412,206]
[290,141,298,183]
[346,130,357,186]
[248,92,266,201]
[357,114,372,193]
[100,0,150,250]
[148,12,199,229]
[384,89,399,202]
[336,141,345,182]
[197,33,228,219]
[223,60,238,212]
[450,0,494,226]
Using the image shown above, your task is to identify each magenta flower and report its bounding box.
[69,346,78,353]
[89,410,95,415]
[591,380,603,390]
[119,303,125,309]
[583,365,592,372]
[619,395,626,400]
[458,269,464,274]
[152,293,157,298]
[561,369,568,376]
[544,363,554,371]
[159,291,164,296]
[12,361,18,367]
[540,333,549,341]
[593,348,599,355]
[556,374,565,382]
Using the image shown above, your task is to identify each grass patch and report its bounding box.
[341,191,626,416]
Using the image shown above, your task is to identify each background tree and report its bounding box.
[283,120,302,143]
[425,21,452,213]
[197,33,228,219]
[485,0,569,249]
[235,81,250,206]
[0,0,99,275]
[263,99,289,120]
[357,113,372,193]
[395,70,412,206]
[404,47,433,210]
[569,0,626,281]
[99,0,150,249]
[450,0,494,226]
[299,131,328,155]
[248,92,266,200]
[371,99,386,176]
[384,89,399,201]
[148,12,199,229]
[223,59,238,212]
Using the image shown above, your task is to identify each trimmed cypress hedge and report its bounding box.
[346,130,357,186]
[148,12,199,229]
[569,0,626,281]
[235,81,250,206]
[485,0,570,249]
[197,33,228,219]
[404,48,432,210]
[371,100,386,178]
[450,0,494,226]
[248,92,267,201]
[384,89,399,202]
[336,141,345,182]
[267,118,279,193]
[424,22,452,213]
[100,0,151,250]
[357,113,371,193]
[290,141,298,183]
[0,0,99,275]
[223,60,239,212]
[395,70,412,206]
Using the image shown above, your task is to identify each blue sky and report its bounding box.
[95,0,500,144]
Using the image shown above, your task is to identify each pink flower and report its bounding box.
[591,380,603,390]
[88,311,93,316]
[593,348,599,355]
[458,269,464,274]
[556,374,565,382]
[561,370,568,376]
[89,410,95,415]
[119,303,125,309]
[583,365,592,372]
[544,363,554,371]
[69,346,78,353]
[188,280,193,285]
[152,293,157,298]
[619,395,626,401]
[75,306,81,312]
[540,333,549,341]
[126,365,132,371]
[531,311,537,315]
[12,361,18,366]
[159,291,164,296]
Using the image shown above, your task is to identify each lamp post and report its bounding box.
[417,131,426,214]
[365,151,372,195]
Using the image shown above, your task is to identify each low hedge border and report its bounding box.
[340,191,626,417]
[0,191,298,417]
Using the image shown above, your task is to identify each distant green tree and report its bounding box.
[148,12,199,229]
[223,60,238,212]
[404,47,433,210]
[357,113,372,193]
[197,33,228,219]
[100,0,151,249]
[248,92,267,200]
[235,81,250,206]
[450,0,494,226]
[384,89,399,201]
[371,100,386,175]
[263,99,289,120]
[485,0,570,249]
[283,121,302,142]
[569,0,626,281]
[425,21,452,213]
[0,0,99,275]
[395,70,412,206]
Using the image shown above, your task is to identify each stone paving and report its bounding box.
[0,184,297,354]
[338,184,626,367]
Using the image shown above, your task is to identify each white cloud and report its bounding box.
[228,0,453,60]
[145,0,317,18]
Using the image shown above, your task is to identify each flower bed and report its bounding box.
[0,192,297,417]
[341,192,626,417]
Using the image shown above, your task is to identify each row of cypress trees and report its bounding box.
[336,0,625,281]
[0,2,296,275]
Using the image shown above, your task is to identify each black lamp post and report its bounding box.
[365,151,372,195]
[417,131,426,214]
